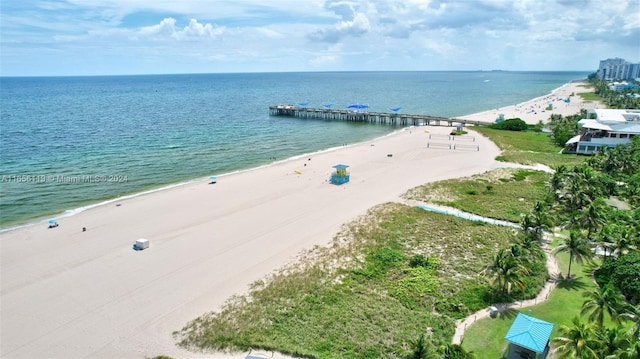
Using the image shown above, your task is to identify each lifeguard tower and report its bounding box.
[330,164,350,185]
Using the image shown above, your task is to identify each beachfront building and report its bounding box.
[609,82,639,91]
[597,58,640,81]
[564,109,640,155]
[504,313,554,359]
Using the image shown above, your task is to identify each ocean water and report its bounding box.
[0,71,589,229]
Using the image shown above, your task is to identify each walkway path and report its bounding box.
[450,232,561,345]
[409,201,561,345]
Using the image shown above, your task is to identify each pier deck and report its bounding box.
[269,105,493,127]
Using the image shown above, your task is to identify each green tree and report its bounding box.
[597,326,631,358]
[554,231,593,278]
[552,317,601,359]
[439,343,476,359]
[482,248,529,297]
[578,198,609,241]
[616,340,640,359]
[406,333,430,359]
[581,284,627,328]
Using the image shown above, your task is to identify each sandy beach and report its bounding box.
[0,82,600,359]
[460,81,599,125]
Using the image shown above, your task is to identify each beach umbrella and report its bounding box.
[209,176,217,184]
[347,104,369,110]
[48,219,57,225]
[390,107,402,112]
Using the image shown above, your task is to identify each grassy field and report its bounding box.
[175,203,533,358]
[576,92,604,102]
[404,168,549,223]
[471,127,586,168]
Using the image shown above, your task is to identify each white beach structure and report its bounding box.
[565,109,640,155]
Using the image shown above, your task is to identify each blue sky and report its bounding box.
[1,0,639,76]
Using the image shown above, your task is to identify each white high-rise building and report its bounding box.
[597,58,640,80]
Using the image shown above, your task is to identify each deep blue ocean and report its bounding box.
[0,71,589,229]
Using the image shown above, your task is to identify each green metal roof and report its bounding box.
[505,313,554,353]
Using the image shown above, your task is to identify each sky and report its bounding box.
[1,0,639,76]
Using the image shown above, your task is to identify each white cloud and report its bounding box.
[1,0,639,75]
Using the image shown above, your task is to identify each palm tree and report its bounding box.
[552,317,601,359]
[554,230,593,278]
[439,343,476,359]
[581,284,626,328]
[597,326,631,358]
[531,201,552,240]
[616,339,640,359]
[482,248,529,296]
[407,333,430,359]
[620,304,640,343]
[611,227,637,256]
[578,198,609,241]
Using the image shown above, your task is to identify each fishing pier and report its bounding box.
[269,105,493,127]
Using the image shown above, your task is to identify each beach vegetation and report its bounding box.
[404,168,549,223]
[488,118,528,131]
[450,129,468,136]
[175,202,546,358]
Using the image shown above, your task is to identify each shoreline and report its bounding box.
[0,81,601,359]
[0,130,404,234]
[459,80,600,125]
[0,80,594,233]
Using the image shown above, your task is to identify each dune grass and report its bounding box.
[471,126,586,168]
[175,203,533,358]
[404,168,549,223]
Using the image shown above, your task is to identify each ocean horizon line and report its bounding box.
[0,69,593,79]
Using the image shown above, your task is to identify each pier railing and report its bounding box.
[269,105,493,127]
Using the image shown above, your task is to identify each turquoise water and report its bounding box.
[0,71,589,228]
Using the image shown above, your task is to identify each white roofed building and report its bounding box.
[564,109,640,155]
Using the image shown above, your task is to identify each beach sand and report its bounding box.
[0,82,600,359]
[459,80,601,125]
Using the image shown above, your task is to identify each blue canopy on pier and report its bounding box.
[298,102,309,107]
[323,103,333,108]
[347,104,369,110]
[390,107,402,112]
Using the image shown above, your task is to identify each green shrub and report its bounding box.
[489,118,528,131]
[595,252,640,302]
[409,254,440,269]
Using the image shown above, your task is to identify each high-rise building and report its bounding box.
[597,58,640,80]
